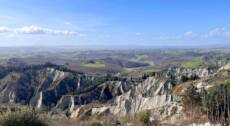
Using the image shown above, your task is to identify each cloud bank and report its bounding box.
[203,28,230,38]
[154,27,230,40]
[0,25,79,36]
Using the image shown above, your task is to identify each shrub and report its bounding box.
[138,111,151,126]
[181,85,202,111]
[122,114,131,123]
[90,122,103,126]
[121,111,152,126]
[0,107,53,126]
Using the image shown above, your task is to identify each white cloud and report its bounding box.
[203,28,230,38]
[184,31,194,37]
[65,22,72,25]
[153,27,230,40]
[0,25,81,36]
[0,27,11,32]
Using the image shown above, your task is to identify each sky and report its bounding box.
[0,0,230,47]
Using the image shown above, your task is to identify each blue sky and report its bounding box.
[0,0,230,46]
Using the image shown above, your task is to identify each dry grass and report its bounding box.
[56,110,117,126]
[0,107,53,126]
[121,111,154,126]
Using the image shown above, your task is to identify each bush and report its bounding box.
[138,111,151,126]
[121,111,152,126]
[181,85,202,111]
[0,107,53,126]
[90,122,103,126]
[121,114,133,124]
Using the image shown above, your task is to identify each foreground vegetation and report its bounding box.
[121,111,153,126]
[0,107,53,126]
[182,84,230,125]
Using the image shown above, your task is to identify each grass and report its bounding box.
[81,62,106,68]
[180,58,203,69]
[141,67,161,73]
[121,111,152,126]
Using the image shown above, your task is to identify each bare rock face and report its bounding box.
[0,73,21,103]
[219,62,230,70]
[110,77,174,116]
[109,67,215,116]
[0,63,221,124]
[68,66,217,124]
[36,92,43,109]
[0,64,135,111]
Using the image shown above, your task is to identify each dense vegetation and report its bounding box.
[0,107,53,126]
[202,84,230,123]
[182,84,230,125]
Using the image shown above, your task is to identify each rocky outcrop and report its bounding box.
[110,77,174,116]
[0,64,222,125]
[0,64,135,111]
[69,66,217,122]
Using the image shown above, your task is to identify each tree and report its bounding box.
[202,84,230,124]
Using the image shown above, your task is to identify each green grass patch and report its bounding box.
[81,62,106,68]
[180,59,203,69]
[122,67,161,77]
[141,67,161,73]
